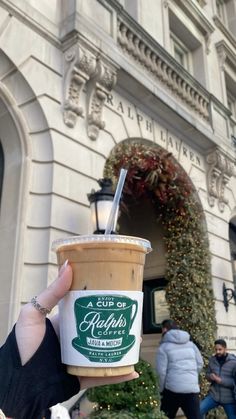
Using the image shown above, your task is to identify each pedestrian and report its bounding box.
[200,339,236,418]
[0,261,139,419]
[156,319,203,419]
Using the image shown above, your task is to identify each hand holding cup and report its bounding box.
[15,262,139,389]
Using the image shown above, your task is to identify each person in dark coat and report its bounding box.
[200,339,236,418]
[0,260,139,419]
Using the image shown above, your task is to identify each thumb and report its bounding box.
[18,260,72,324]
[15,261,72,365]
[35,260,72,314]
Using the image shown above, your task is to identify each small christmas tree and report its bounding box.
[87,359,167,418]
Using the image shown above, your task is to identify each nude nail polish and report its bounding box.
[59,259,68,275]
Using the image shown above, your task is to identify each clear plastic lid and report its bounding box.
[52,234,152,253]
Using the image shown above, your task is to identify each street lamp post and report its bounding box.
[222,282,236,312]
[87,178,116,234]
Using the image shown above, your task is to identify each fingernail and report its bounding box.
[59,259,68,276]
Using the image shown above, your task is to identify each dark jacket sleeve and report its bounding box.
[0,318,80,419]
[220,370,235,388]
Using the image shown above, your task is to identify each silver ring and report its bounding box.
[31,296,51,316]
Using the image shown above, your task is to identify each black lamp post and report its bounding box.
[87,178,116,234]
[223,282,236,312]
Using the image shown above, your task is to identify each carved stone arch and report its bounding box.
[0,50,52,341]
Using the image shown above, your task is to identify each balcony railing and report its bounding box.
[116,15,210,121]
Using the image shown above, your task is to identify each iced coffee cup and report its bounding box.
[52,234,152,377]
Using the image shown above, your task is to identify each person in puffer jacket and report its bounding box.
[156,319,203,419]
[200,339,236,418]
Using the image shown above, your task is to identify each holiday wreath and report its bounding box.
[104,142,217,394]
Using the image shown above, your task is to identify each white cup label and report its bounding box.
[59,290,143,367]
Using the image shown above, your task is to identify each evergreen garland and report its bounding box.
[104,142,217,399]
[88,359,167,418]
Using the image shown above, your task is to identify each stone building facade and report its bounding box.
[0,0,236,370]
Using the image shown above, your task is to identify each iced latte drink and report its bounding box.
[52,235,151,377]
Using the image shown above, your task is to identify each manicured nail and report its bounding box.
[59,259,68,276]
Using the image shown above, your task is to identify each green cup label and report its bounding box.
[59,290,143,367]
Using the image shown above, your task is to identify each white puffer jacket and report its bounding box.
[156,329,203,393]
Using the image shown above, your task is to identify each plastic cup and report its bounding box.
[52,234,152,377]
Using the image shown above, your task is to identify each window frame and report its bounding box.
[170,32,193,73]
[142,277,169,334]
[227,90,236,119]
[216,0,228,25]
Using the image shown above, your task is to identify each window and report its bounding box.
[117,0,138,21]
[0,142,3,208]
[168,6,208,86]
[170,34,192,72]
[227,91,236,119]
[225,75,236,139]
[216,0,236,36]
[216,41,236,141]
[228,92,236,140]
[216,0,227,23]
[229,220,236,286]
[143,278,169,334]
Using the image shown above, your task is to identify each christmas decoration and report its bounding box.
[104,142,192,212]
[88,359,167,418]
[104,142,219,412]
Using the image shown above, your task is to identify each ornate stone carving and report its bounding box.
[218,48,227,71]
[163,0,170,8]
[216,41,236,73]
[117,20,210,121]
[63,42,117,140]
[87,60,117,141]
[207,148,235,212]
[63,45,97,128]
[205,34,211,55]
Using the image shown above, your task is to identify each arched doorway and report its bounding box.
[0,87,30,342]
[118,196,168,365]
[0,50,51,343]
[104,139,217,370]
